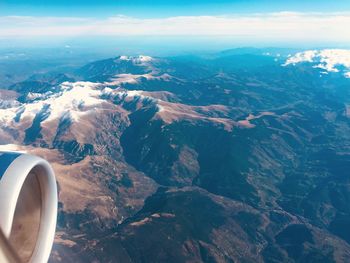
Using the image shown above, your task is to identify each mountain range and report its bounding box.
[0,48,350,262]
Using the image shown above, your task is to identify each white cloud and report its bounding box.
[284,49,350,77]
[0,12,350,42]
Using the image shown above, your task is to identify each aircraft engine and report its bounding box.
[0,152,57,263]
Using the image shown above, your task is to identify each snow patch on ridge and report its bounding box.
[106,73,172,87]
[0,75,165,128]
[0,81,104,125]
[118,55,154,64]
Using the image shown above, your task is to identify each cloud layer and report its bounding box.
[1,12,350,43]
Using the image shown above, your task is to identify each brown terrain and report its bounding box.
[0,53,349,262]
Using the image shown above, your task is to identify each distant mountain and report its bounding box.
[0,49,350,262]
[77,55,157,82]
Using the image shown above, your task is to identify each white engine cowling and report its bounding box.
[0,152,57,263]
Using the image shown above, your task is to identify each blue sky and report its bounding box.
[1,0,350,17]
[0,0,350,49]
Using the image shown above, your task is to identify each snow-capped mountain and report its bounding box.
[0,55,159,125]
[0,55,232,148]
[77,55,160,82]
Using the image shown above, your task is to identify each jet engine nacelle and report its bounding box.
[0,152,57,263]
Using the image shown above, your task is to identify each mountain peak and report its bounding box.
[118,55,154,63]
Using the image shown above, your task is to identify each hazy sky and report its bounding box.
[1,0,350,50]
